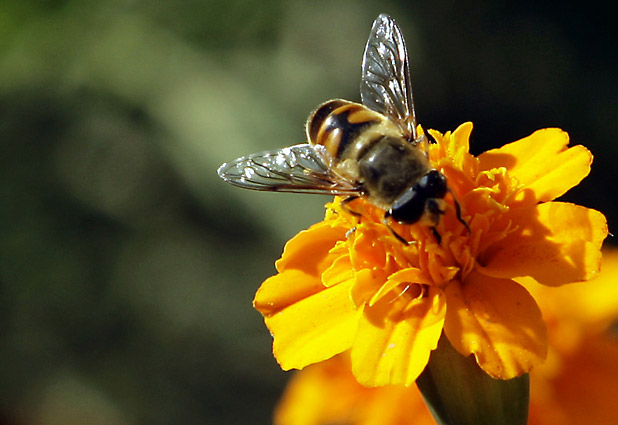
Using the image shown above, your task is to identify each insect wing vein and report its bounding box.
[217,144,359,195]
[360,14,417,141]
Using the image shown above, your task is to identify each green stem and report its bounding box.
[416,333,529,425]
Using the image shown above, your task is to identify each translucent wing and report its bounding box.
[361,14,417,141]
[217,144,361,195]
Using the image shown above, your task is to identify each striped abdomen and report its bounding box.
[306,100,392,163]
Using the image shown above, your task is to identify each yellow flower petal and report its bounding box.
[351,287,445,386]
[368,267,432,306]
[255,221,349,316]
[541,250,618,324]
[444,271,547,379]
[350,223,390,270]
[350,267,389,307]
[274,353,436,425]
[531,331,618,425]
[322,252,355,288]
[478,128,592,203]
[444,122,473,163]
[275,221,347,274]
[251,121,606,386]
[266,278,361,371]
[273,252,618,425]
[479,202,608,286]
[274,354,366,425]
[254,270,326,316]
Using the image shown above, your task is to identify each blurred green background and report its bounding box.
[1,1,616,424]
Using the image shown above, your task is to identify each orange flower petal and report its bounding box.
[273,354,366,425]
[547,250,618,323]
[351,287,445,387]
[350,268,389,307]
[266,278,361,371]
[479,202,607,286]
[536,330,618,425]
[254,270,326,316]
[444,272,547,379]
[255,222,349,316]
[274,353,436,425]
[322,252,355,288]
[478,128,592,204]
[275,221,347,274]
[361,385,436,425]
[369,267,432,306]
[444,122,473,163]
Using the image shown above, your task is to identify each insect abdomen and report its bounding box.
[307,100,383,161]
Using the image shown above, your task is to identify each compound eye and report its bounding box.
[388,170,448,225]
[389,186,424,224]
[418,170,447,199]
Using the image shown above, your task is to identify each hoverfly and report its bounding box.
[217,14,469,243]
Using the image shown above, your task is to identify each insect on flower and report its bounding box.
[217,14,469,243]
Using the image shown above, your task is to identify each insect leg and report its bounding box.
[430,227,442,244]
[422,199,444,244]
[340,195,362,218]
[449,189,471,234]
[383,212,410,245]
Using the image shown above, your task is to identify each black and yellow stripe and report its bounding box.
[307,100,383,160]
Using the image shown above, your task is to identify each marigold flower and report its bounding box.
[274,250,618,425]
[254,123,608,386]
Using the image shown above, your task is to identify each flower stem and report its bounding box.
[416,333,529,425]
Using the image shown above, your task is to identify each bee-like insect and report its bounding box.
[217,14,469,243]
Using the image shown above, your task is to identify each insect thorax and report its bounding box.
[357,135,430,207]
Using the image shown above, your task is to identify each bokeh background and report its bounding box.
[1,1,616,424]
